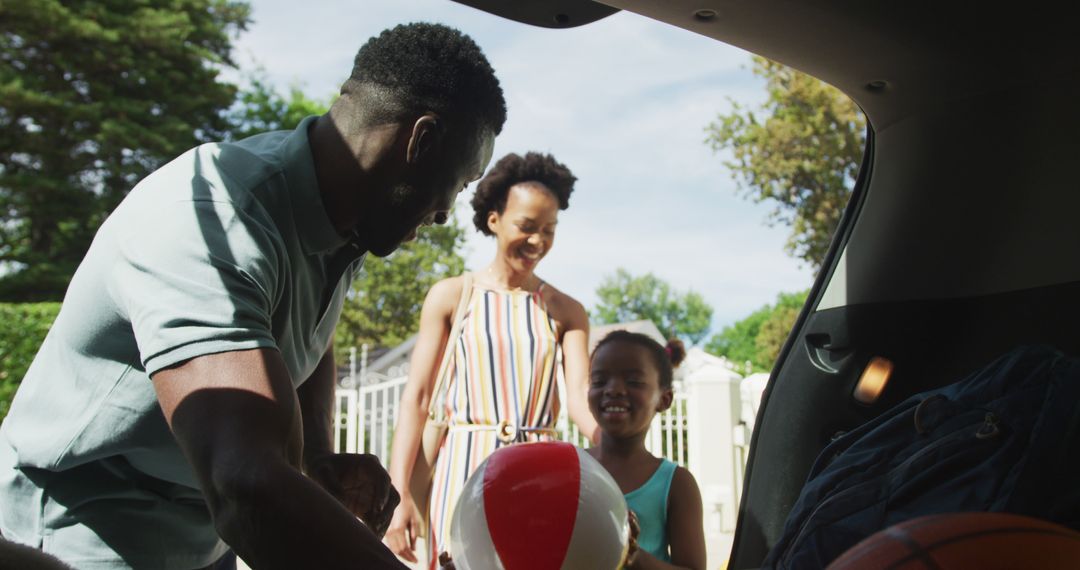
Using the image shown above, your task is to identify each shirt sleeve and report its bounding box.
[109,191,285,376]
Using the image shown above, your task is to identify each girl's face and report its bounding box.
[487,183,559,274]
[588,341,674,440]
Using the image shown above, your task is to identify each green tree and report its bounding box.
[0,0,251,301]
[0,302,60,420]
[754,301,801,367]
[334,221,466,361]
[706,56,866,271]
[227,72,333,139]
[593,269,714,345]
[706,290,808,372]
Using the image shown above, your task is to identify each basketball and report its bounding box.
[827,512,1080,569]
[448,441,630,570]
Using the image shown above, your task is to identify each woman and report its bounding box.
[384,152,599,568]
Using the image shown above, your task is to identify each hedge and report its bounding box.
[0,303,61,421]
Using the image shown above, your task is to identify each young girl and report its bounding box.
[587,332,707,570]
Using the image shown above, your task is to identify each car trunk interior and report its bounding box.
[453,0,1080,567]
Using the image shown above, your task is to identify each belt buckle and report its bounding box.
[496,420,518,444]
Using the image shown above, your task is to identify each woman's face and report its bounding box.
[487,183,560,274]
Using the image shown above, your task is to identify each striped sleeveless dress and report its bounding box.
[426,281,562,568]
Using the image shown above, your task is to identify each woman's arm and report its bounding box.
[383,277,460,562]
[557,295,600,445]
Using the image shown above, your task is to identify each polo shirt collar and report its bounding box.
[282,115,351,256]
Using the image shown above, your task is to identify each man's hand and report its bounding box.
[306,452,400,537]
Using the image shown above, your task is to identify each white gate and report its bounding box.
[330,348,759,566]
[335,377,692,468]
[334,372,407,460]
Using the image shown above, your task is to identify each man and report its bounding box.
[0,22,505,569]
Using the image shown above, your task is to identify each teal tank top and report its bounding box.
[624,459,678,562]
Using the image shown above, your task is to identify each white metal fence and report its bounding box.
[333,365,760,541]
[334,377,693,469]
[335,372,407,459]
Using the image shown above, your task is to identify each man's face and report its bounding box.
[361,127,495,257]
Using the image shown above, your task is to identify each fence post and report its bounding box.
[360,343,369,385]
[686,367,742,534]
[349,346,357,387]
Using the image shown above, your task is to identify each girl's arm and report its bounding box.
[628,467,707,570]
[383,277,459,563]
[558,297,600,445]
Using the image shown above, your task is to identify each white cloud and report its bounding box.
[237,0,816,336]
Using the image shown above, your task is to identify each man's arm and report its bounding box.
[153,348,406,569]
[296,345,398,535]
[297,346,337,466]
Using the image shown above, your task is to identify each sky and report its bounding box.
[228,0,816,338]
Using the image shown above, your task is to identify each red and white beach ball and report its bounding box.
[449,441,630,570]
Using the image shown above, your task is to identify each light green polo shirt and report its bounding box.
[0,117,365,569]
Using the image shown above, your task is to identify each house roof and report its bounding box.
[366,335,418,375]
[680,347,743,383]
[588,320,666,353]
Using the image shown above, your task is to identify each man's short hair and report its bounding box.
[343,22,507,136]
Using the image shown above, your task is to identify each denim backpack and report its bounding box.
[763,345,1080,569]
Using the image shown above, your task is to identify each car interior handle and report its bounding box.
[805,332,854,374]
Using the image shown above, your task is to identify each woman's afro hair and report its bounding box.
[471,152,576,236]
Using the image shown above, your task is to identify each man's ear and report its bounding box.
[406,114,443,164]
[487,210,500,233]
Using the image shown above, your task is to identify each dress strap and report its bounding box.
[533,280,561,338]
